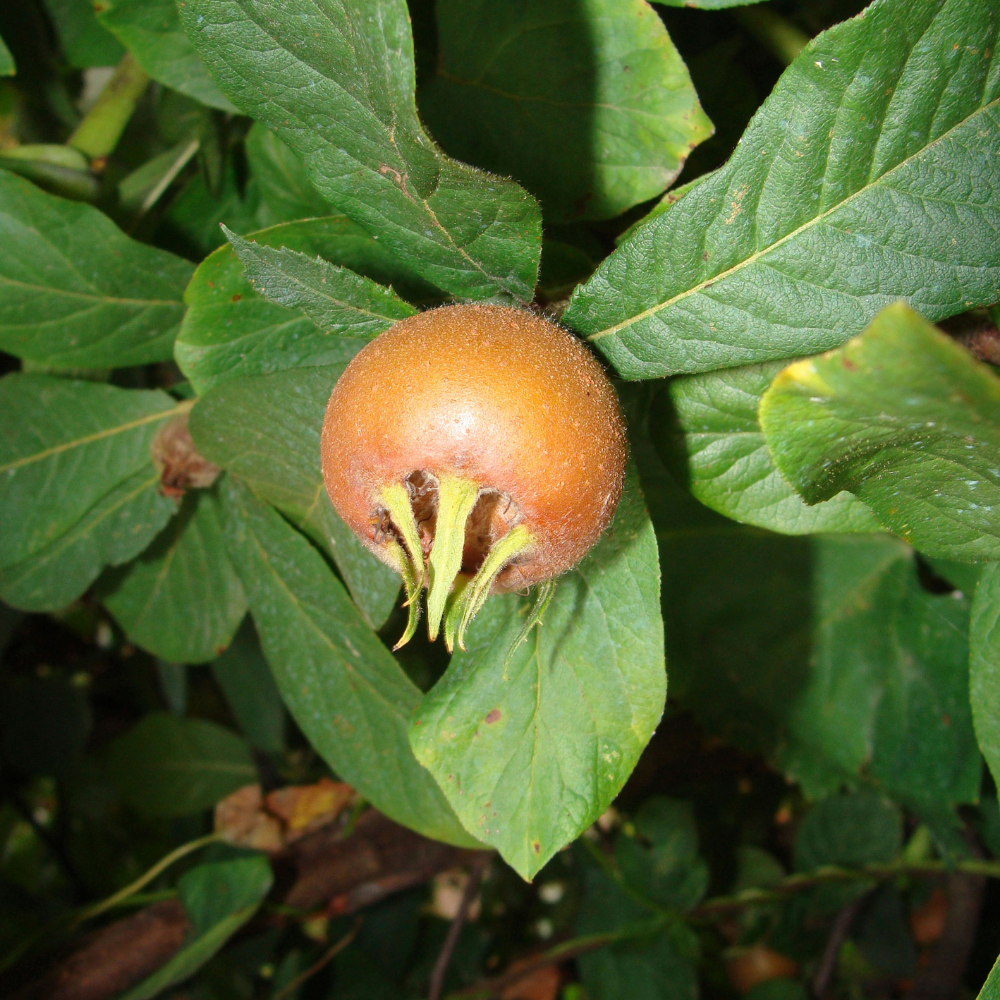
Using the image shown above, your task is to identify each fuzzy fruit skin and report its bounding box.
[321,304,626,590]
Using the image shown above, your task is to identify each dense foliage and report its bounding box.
[1,0,999,997]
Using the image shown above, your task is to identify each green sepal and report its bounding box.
[456,523,535,651]
[443,574,472,653]
[426,474,481,642]
[380,481,425,592]
[385,539,421,651]
[502,578,556,675]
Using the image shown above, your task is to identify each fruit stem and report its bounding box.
[453,523,535,651]
[426,474,481,641]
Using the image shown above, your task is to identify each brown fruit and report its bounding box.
[726,944,800,995]
[321,303,626,649]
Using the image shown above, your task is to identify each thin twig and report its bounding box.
[272,918,361,1000]
[428,854,492,1000]
[690,858,1000,920]
[447,922,666,999]
[813,894,868,999]
[73,832,221,926]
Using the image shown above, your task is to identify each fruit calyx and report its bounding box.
[378,472,536,652]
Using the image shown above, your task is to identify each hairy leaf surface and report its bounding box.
[565,0,1000,378]
[222,478,478,847]
[0,169,193,368]
[176,217,436,395]
[179,0,541,300]
[760,303,1000,562]
[419,0,712,222]
[223,227,416,339]
[410,465,664,878]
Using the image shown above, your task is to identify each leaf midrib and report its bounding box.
[247,257,410,324]
[0,274,184,309]
[587,98,1000,343]
[215,0,537,297]
[0,399,192,474]
[434,68,687,121]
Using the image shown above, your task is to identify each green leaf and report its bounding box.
[0,374,183,605]
[223,226,417,340]
[118,138,201,227]
[210,619,286,753]
[179,855,272,933]
[103,486,247,664]
[418,0,712,223]
[793,791,902,870]
[655,364,881,534]
[0,466,175,611]
[162,159,264,260]
[564,0,1000,378]
[760,303,1000,563]
[178,0,541,301]
[651,0,770,7]
[732,846,785,893]
[926,557,983,596]
[971,563,1000,789]
[176,217,438,396]
[577,857,697,1000]
[795,537,977,808]
[189,366,400,630]
[656,482,979,810]
[119,855,272,1000]
[105,712,257,817]
[978,955,1000,1000]
[0,39,12,77]
[616,797,708,911]
[95,0,236,111]
[244,123,333,226]
[221,477,478,847]
[42,0,124,68]
[410,465,665,878]
[0,168,194,368]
